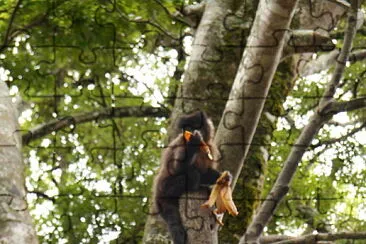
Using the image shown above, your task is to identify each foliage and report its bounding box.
[0,0,181,242]
[0,0,365,243]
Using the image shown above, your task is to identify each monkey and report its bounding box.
[153,111,221,244]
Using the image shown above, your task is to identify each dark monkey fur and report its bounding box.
[153,111,221,244]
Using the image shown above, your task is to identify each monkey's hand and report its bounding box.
[182,130,203,166]
[201,184,220,209]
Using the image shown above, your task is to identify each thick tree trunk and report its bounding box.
[219,57,297,242]
[143,0,247,242]
[179,191,216,244]
[0,81,38,243]
[168,0,247,136]
[214,0,299,189]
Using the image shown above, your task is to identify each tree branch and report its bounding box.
[329,0,351,8]
[0,0,22,52]
[300,49,366,76]
[172,1,206,28]
[22,106,169,145]
[312,121,366,149]
[295,204,331,233]
[242,1,359,242]
[152,0,196,28]
[282,30,334,59]
[181,2,206,16]
[28,190,55,203]
[323,96,366,115]
[1,1,61,52]
[259,235,292,244]
[273,231,366,244]
[349,49,366,62]
[327,118,364,126]
[114,4,180,42]
[299,49,339,77]
[318,1,359,110]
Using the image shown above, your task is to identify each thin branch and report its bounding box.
[122,72,169,110]
[349,49,366,62]
[0,1,64,52]
[305,143,329,171]
[259,235,292,244]
[8,12,49,41]
[283,113,296,128]
[328,0,351,8]
[327,118,363,126]
[312,122,366,148]
[319,3,359,107]
[323,96,366,115]
[0,0,22,52]
[22,106,169,145]
[273,231,366,244]
[299,49,339,77]
[114,4,180,42]
[153,0,191,27]
[173,1,206,28]
[300,49,366,77]
[28,190,55,203]
[181,2,206,16]
[242,1,359,242]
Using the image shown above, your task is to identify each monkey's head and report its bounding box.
[177,111,214,142]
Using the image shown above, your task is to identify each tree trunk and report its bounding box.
[143,0,248,242]
[0,81,38,243]
[214,0,299,189]
[219,57,297,242]
[168,0,247,137]
[180,191,216,244]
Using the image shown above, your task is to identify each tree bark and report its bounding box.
[179,191,216,244]
[143,0,248,242]
[214,0,299,191]
[219,57,297,242]
[168,0,247,136]
[22,106,169,145]
[273,231,366,244]
[300,49,366,77]
[0,81,38,243]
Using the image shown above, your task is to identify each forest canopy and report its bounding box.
[0,0,365,243]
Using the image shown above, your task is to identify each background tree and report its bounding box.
[0,0,365,243]
[0,80,38,243]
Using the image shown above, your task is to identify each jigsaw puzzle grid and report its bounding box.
[0,0,365,242]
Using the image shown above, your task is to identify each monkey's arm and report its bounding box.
[175,131,202,173]
[200,168,221,185]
